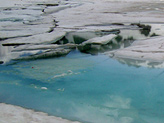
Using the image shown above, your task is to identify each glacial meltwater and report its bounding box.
[1,50,164,123]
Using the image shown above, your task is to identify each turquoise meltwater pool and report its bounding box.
[0,50,164,123]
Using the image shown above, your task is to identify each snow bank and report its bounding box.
[1,0,164,65]
[83,34,116,45]
[0,103,79,123]
[3,30,66,45]
[105,36,164,68]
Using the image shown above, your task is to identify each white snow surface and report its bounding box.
[0,103,79,123]
[83,34,116,45]
[105,36,164,68]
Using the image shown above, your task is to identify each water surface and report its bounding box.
[0,50,164,123]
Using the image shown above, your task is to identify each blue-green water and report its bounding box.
[1,51,164,123]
